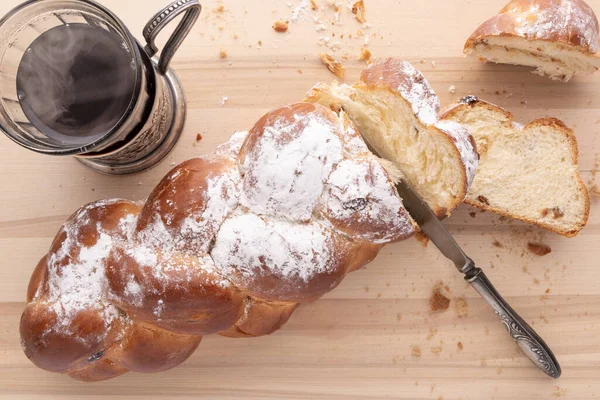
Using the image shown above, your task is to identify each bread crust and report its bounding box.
[465,0,600,54]
[441,97,590,237]
[21,103,416,381]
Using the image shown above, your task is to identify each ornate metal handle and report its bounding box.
[466,267,562,379]
[143,0,202,74]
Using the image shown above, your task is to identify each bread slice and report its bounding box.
[465,0,600,81]
[441,97,590,237]
[305,58,478,217]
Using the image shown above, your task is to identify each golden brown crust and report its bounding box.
[107,248,246,335]
[440,98,590,237]
[465,0,600,55]
[117,321,201,373]
[67,356,128,382]
[219,299,298,338]
[27,256,47,303]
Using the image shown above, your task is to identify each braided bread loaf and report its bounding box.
[21,103,422,381]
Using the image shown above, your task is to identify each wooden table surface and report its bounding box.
[1,0,599,398]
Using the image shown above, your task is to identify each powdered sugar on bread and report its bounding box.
[320,159,415,243]
[211,214,334,283]
[240,109,344,222]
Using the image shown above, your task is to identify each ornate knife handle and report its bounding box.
[143,0,202,74]
[466,267,562,379]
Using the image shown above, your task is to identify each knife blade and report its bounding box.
[394,179,473,275]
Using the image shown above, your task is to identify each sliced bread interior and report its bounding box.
[441,97,590,237]
[466,36,600,81]
[305,59,478,217]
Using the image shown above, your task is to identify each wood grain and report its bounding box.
[0,0,599,399]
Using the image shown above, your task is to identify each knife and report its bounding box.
[392,177,561,378]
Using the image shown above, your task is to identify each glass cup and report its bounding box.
[0,0,201,174]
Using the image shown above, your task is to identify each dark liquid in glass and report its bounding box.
[16,23,136,145]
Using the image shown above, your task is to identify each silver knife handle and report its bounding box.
[466,267,562,379]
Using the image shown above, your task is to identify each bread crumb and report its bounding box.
[590,184,600,198]
[364,286,369,293]
[528,242,552,257]
[492,240,504,248]
[426,328,438,340]
[320,53,345,78]
[415,231,429,247]
[457,341,463,351]
[213,4,225,13]
[351,0,366,23]
[455,297,468,318]
[431,346,443,354]
[359,47,372,62]
[430,284,451,312]
[431,61,436,68]
[273,20,289,32]
[219,49,228,58]
[310,0,318,10]
[258,40,263,46]
[449,85,456,94]
[411,345,422,357]
[219,96,228,106]
[469,211,477,218]
[396,313,402,321]
[553,386,567,397]
[297,69,303,74]
[196,133,203,142]
[328,0,340,12]
[233,33,239,39]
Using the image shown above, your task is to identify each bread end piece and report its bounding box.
[464,0,600,81]
[441,97,590,237]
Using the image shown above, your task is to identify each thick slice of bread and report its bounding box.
[441,97,590,237]
[465,0,600,81]
[305,58,478,217]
